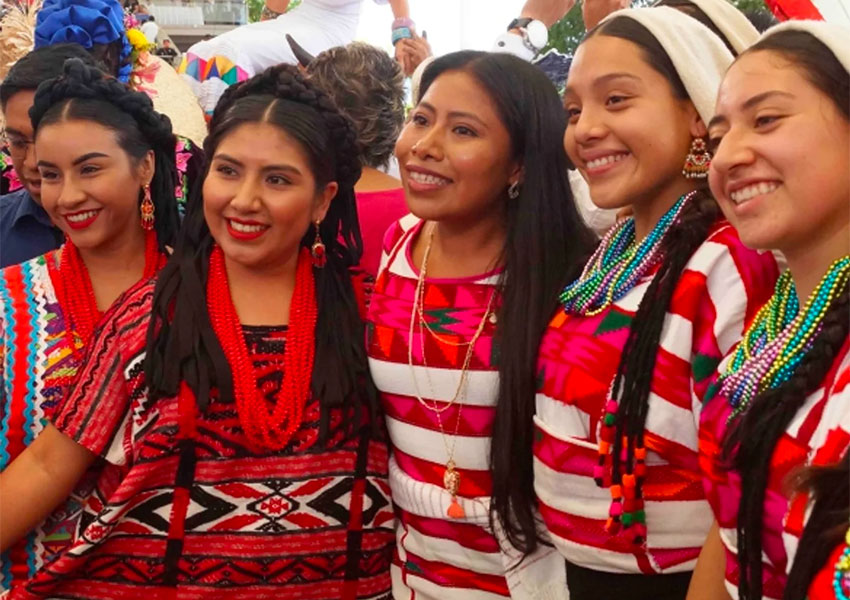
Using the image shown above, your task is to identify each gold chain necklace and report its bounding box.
[406,222,497,519]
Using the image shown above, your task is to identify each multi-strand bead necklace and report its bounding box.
[207,245,317,451]
[560,191,694,316]
[49,229,162,350]
[717,256,850,422]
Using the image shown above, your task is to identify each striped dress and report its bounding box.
[533,222,779,576]
[0,250,96,591]
[701,339,850,599]
[367,216,567,600]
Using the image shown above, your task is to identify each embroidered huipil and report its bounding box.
[0,250,97,591]
[700,339,850,599]
[367,216,567,600]
[14,278,395,599]
[533,222,779,575]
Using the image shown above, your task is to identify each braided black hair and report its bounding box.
[144,64,374,442]
[28,58,180,251]
[785,452,850,599]
[723,289,850,600]
[567,16,722,548]
[608,189,720,499]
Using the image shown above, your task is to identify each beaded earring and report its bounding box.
[140,184,155,230]
[507,181,521,199]
[682,138,711,179]
[310,221,326,268]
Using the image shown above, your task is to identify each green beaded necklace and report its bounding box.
[717,256,850,421]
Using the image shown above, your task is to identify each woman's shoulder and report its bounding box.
[98,276,158,335]
[0,250,58,303]
[685,219,779,281]
[381,213,422,255]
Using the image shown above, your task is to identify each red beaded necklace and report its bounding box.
[206,245,317,451]
[49,228,162,347]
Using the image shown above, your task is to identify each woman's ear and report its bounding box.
[508,163,524,187]
[137,149,156,187]
[689,107,708,139]
[312,181,338,223]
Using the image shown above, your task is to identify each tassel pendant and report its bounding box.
[448,495,465,519]
[444,460,465,519]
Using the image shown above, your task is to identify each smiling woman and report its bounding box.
[0,63,394,599]
[696,20,850,600]
[0,58,179,592]
[366,50,596,600]
[527,9,781,600]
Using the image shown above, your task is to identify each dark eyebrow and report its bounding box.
[708,90,796,129]
[72,152,109,166]
[417,101,489,129]
[742,90,795,110]
[36,152,109,169]
[3,127,27,138]
[593,72,641,87]
[564,72,641,98]
[214,153,302,176]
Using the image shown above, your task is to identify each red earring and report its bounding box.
[140,184,155,230]
[310,220,326,268]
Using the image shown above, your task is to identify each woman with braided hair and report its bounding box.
[0,63,394,600]
[0,57,179,593]
[518,8,780,599]
[692,20,850,600]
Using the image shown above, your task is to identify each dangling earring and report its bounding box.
[682,138,711,179]
[507,180,521,199]
[310,220,327,268]
[140,183,155,230]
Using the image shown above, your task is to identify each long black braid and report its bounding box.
[144,64,375,443]
[28,58,180,251]
[724,289,850,600]
[608,190,721,516]
[784,452,850,599]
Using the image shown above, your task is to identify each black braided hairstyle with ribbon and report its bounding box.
[568,17,722,552]
[144,63,375,443]
[28,58,180,252]
[717,30,850,600]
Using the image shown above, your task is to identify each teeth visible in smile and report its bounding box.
[586,154,626,170]
[66,210,98,223]
[409,171,451,186]
[730,182,779,204]
[229,220,266,233]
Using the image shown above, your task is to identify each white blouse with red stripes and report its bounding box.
[533,222,779,576]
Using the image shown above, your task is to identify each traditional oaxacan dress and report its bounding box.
[14,277,395,599]
[0,251,94,590]
[533,214,779,591]
[700,262,850,600]
[366,215,568,600]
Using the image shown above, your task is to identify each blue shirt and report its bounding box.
[0,189,63,268]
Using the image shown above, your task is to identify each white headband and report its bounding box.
[683,0,760,54]
[759,19,850,74]
[599,7,735,123]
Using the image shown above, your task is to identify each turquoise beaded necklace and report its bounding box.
[717,256,850,422]
[560,192,694,316]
